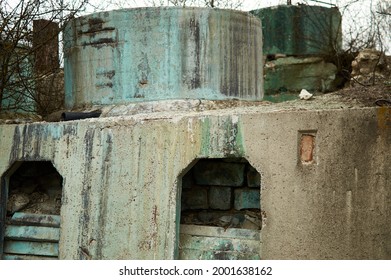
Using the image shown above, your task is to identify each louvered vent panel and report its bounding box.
[3,212,60,260]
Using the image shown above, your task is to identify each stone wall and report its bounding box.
[181,159,261,230]
[351,49,390,86]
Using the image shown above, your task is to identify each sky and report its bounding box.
[4,0,389,52]
[85,0,370,12]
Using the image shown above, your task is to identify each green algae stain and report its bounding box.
[199,116,245,158]
[224,116,245,158]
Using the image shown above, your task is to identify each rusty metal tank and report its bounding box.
[63,7,263,108]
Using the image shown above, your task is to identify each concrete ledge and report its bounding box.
[180,224,260,240]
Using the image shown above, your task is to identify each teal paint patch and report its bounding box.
[251,5,342,56]
[5,225,60,242]
[3,212,61,259]
[64,7,263,107]
[234,189,261,210]
[8,123,77,163]
[2,254,57,260]
[45,124,67,140]
[3,241,58,257]
[10,212,61,227]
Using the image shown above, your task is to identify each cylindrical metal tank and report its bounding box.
[251,5,342,56]
[64,7,263,108]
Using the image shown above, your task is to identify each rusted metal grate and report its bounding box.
[3,212,60,260]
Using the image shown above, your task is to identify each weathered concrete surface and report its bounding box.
[64,7,263,108]
[179,225,260,260]
[0,98,390,259]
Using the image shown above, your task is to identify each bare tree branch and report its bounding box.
[0,0,87,114]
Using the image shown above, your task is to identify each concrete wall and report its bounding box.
[0,105,390,259]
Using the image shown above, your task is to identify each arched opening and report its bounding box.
[178,158,261,260]
[1,161,63,260]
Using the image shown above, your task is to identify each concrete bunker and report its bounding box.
[1,161,62,259]
[178,158,261,260]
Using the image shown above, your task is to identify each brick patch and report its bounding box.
[300,133,315,163]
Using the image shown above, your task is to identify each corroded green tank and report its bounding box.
[64,7,263,108]
[251,5,342,56]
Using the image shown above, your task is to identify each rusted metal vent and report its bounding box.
[64,7,263,108]
[179,158,261,260]
[1,161,62,260]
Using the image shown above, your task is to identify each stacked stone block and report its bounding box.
[181,159,261,230]
[351,48,389,86]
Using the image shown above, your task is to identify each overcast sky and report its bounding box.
[82,0,388,53]
[85,0,370,12]
[6,0,387,52]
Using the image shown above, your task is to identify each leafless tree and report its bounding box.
[0,0,88,115]
[296,0,390,86]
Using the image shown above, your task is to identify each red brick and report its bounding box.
[300,134,315,163]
